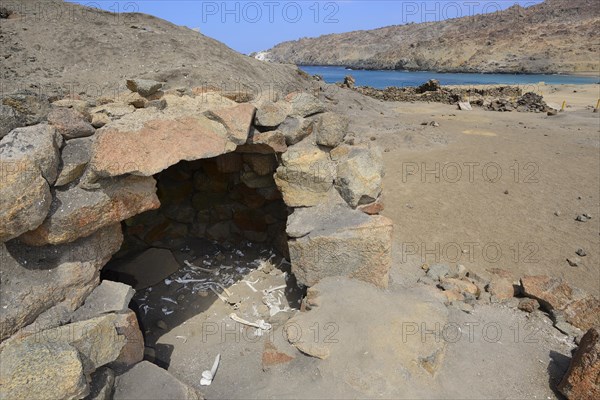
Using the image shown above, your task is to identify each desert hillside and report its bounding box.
[260,0,600,74]
[0,0,309,98]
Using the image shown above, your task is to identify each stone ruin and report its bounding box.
[0,79,392,398]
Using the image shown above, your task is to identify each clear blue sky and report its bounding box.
[68,1,543,54]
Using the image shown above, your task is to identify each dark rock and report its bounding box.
[575,248,587,257]
[416,79,442,93]
[85,367,115,400]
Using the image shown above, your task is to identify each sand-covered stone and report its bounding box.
[285,92,326,117]
[254,101,291,128]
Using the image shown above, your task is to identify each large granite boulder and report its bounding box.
[315,112,349,147]
[0,104,20,139]
[334,145,384,208]
[285,92,326,117]
[1,313,130,399]
[0,90,51,131]
[287,200,393,288]
[88,95,249,178]
[0,124,62,242]
[0,340,88,400]
[254,101,291,128]
[274,139,335,207]
[0,224,123,341]
[20,175,159,246]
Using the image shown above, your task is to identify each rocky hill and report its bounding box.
[260,0,600,74]
[0,0,309,98]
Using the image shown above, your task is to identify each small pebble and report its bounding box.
[575,248,587,257]
[554,211,561,217]
[575,215,588,222]
[566,257,581,267]
[504,190,509,195]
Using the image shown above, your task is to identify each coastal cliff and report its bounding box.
[258,0,599,74]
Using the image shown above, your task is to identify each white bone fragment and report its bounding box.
[184,260,215,273]
[243,280,258,292]
[200,354,221,386]
[229,313,272,331]
[161,297,178,305]
[175,335,188,343]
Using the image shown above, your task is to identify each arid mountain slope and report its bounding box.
[0,0,308,98]
[261,0,599,74]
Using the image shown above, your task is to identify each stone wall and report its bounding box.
[0,78,393,398]
[120,152,288,258]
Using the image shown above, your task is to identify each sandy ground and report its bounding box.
[330,83,600,296]
[136,83,598,399]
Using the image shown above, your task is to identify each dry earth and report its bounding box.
[147,82,598,399]
[327,83,600,296]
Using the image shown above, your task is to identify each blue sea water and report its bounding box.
[300,66,599,89]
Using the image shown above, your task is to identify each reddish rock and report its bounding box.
[440,278,479,296]
[520,275,585,311]
[262,339,294,369]
[562,297,600,331]
[204,102,256,145]
[90,112,236,178]
[518,298,540,313]
[215,152,243,173]
[558,327,600,400]
[443,289,465,303]
[357,196,384,215]
[521,275,600,330]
